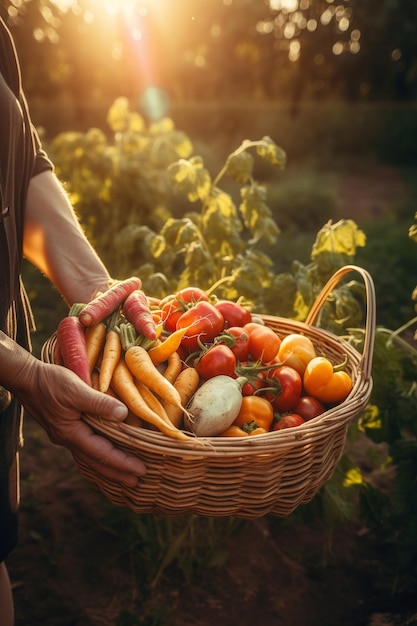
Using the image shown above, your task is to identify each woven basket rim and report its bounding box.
[42,311,371,458]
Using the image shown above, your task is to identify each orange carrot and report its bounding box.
[163,366,200,428]
[79,277,141,328]
[119,322,185,409]
[85,322,107,373]
[135,380,172,423]
[91,368,100,391]
[125,345,184,408]
[99,328,122,393]
[162,351,183,384]
[148,326,190,366]
[111,358,190,441]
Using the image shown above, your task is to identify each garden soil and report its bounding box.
[6,411,416,626]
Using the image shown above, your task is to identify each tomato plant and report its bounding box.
[196,344,237,380]
[244,322,281,363]
[176,301,224,352]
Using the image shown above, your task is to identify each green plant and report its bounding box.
[99,505,243,591]
[50,100,368,326]
[49,97,194,276]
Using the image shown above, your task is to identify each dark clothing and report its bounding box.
[0,17,53,561]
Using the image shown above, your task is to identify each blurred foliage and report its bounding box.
[49,99,368,328]
[1,0,417,125]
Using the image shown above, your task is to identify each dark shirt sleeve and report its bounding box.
[32,141,54,178]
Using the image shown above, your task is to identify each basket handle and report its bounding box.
[304,264,376,380]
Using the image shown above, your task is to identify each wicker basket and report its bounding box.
[41,265,376,519]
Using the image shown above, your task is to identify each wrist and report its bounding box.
[0,332,38,397]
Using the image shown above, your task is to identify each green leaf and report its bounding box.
[260,272,298,318]
[168,157,211,201]
[107,97,145,133]
[255,136,287,168]
[200,189,243,255]
[160,217,202,249]
[148,117,175,135]
[240,183,280,245]
[150,234,167,259]
[226,151,254,183]
[311,219,367,259]
[409,223,417,243]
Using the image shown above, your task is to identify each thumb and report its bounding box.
[85,388,128,422]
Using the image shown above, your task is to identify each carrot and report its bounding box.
[119,322,185,410]
[135,380,172,423]
[85,322,107,373]
[79,277,141,328]
[99,328,122,393]
[56,304,91,386]
[148,326,190,366]
[91,368,100,391]
[163,366,200,428]
[122,289,157,340]
[125,345,184,409]
[111,357,191,441]
[162,350,183,384]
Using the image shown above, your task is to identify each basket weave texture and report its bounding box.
[41,265,376,519]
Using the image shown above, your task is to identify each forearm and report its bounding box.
[0,331,36,396]
[23,170,111,305]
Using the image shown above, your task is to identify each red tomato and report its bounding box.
[215,300,252,329]
[244,322,281,363]
[266,365,302,412]
[176,301,224,352]
[224,326,250,361]
[196,345,237,380]
[161,287,209,332]
[241,376,266,396]
[161,300,185,332]
[177,287,209,303]
[294,396,326,421]
[273,413,305,430]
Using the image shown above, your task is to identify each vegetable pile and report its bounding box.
[55,280,353,440]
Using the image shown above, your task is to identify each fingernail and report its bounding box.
[113,405,127,420]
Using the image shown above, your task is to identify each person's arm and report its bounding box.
[23,169,111,305]
[15,168,147,485]
[0,330,146,485]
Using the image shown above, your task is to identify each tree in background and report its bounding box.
[1,0,416,120]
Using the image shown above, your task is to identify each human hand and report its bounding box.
[17,358,146,487]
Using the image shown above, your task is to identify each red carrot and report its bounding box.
[56,304,92,386]
[122,289,157,340]
[79,277,141,328]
